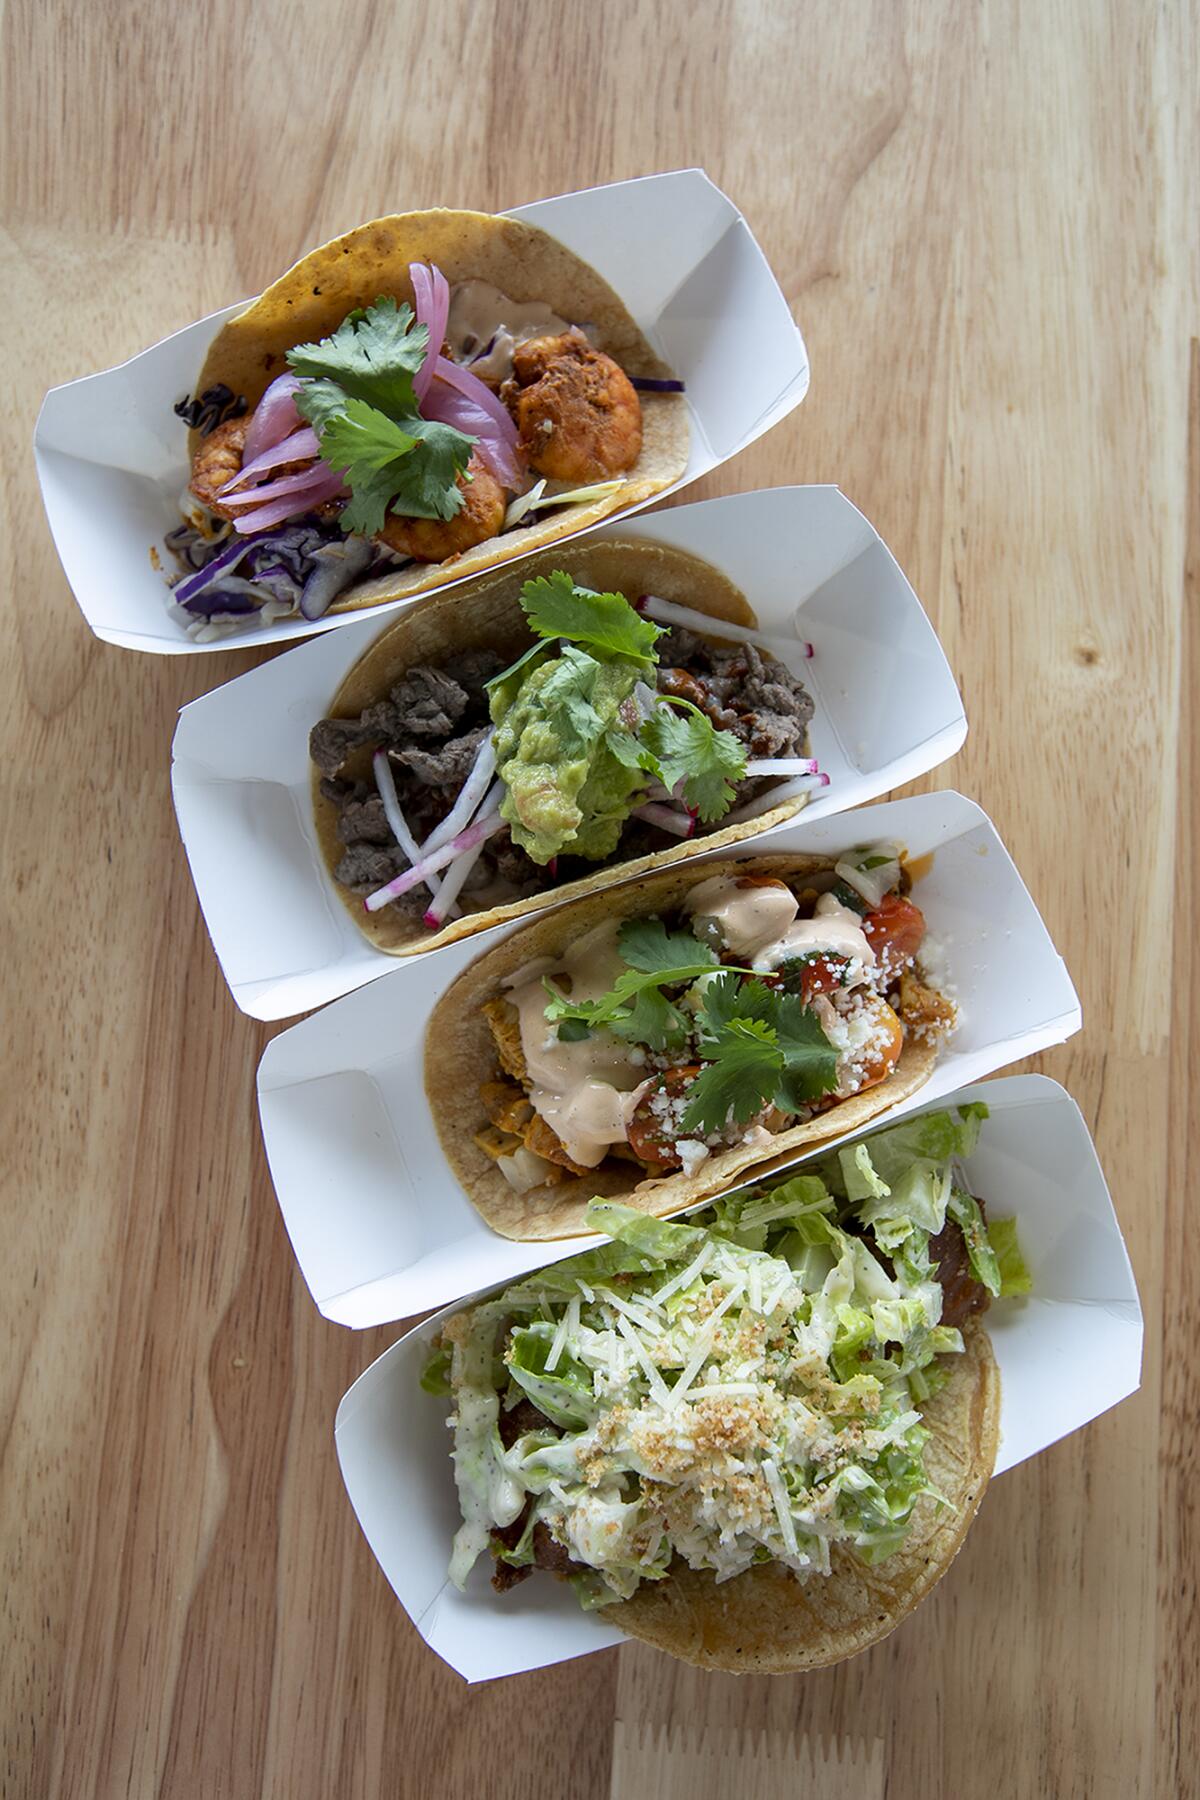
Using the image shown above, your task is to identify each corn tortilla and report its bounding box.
[425,851,941,1240]
[192,210,689,608]
[313,537,817,957]
[616,1321,1000,1671]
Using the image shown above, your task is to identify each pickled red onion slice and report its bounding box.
[243,373,305,463]
[218,427,321,494]
[410,262,450,403]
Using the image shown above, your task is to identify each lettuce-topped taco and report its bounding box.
[425,843,957,1239]
[426,1106,1028,1671]
[311,537,824,957]
[164,210,688,639]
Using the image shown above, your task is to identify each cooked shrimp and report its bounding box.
[503,328,642,482]
[374,452,507,562]
[188,416,249,519]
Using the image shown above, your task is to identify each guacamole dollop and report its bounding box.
[489,644,644,864]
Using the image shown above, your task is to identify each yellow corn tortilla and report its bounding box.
[616,1320,1000,1671]
[314,537,817,957]
[191,210,689,607]
[425,851,941,1241]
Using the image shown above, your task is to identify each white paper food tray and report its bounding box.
[333,1074,1142,1683]
[35,170,809,655]
[172,484,967,1021]
[256,791,1081,1327]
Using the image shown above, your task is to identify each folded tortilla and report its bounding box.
[425,851,941,1240]
[314,537,818,956]
[616,1320,1000,1671]
[192,209,689,608]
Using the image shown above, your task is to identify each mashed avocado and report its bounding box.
[489,644,644,864]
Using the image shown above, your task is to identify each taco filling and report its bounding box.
[427,1106,1026,1654]
[312,573,819,932]
[166,263,674,640]
[472,845,954,1197]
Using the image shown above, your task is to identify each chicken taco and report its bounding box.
[426,844,957,1240]
[311,537,824,956]
[164,210,688,639]
[426,1105,1029,1671]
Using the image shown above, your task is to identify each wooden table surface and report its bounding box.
[4,4,1197,1796]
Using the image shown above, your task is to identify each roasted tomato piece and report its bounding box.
[775,950,851,1003]
[862,893,926,978]
[626,1065,703,1169]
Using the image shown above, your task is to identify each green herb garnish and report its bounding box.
[681,973,841,1132]
[609,697,747,821]
[519,571,664,664]
[288,297,475,536]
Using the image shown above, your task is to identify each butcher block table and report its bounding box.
[4,3,1196,1796]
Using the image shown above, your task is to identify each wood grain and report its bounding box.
[2,2,1196,1796]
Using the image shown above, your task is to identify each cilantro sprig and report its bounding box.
[539,914,841,1129]
[681,973,841,1133]
[287,297,476,537]
[487,571,750,835]
[543,919,722,1051]
[608,696,747,822]
[519,571,664,665]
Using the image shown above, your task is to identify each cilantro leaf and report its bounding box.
[682,1017,782,1134]
[540,914,722,1046]
[286,296,427,416]
[533,645,610,758]
[287,298,476,535]
[295,392,417,537]
[612,985,689,1052]
[520,572,663,665]
[291,377,355,436]
[618,917,720,977]
[634,701,747,821]
[604,727,656,774]
[683,979,840,1133]
[542,955,720,1041]
[701,973,779,1034]
[771,991,843,1108]
[296,390,473,536]
[389,416,476,519]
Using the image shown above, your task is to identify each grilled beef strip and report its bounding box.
[929,1202,993,1329]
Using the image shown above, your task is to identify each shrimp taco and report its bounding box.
[311,537,825,956]
[426,1105,1029,1671]
[426,843,957,1240]
[164,210,688,639]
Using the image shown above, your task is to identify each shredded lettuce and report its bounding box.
[507,1323,597,1429]
[433,1105,1026,1608]
[419,1343,452,1396]
[987,1213,1032,1296]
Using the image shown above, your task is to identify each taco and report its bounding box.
[426,1105,1028,1671]
[163,209,688,639]
[425,843,958,1240]
[311,537,824,956]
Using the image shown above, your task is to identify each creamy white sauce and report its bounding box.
[562,1486,636,1566]
[509,922,644,1166]
[751,893,875,976]
[683,876,799,958]
[446,280,569,385]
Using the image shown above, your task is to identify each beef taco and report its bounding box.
[311,537,824,956]
[164,210,688,639]
[425,843,957,1240]
[426,1105,1028,1671]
